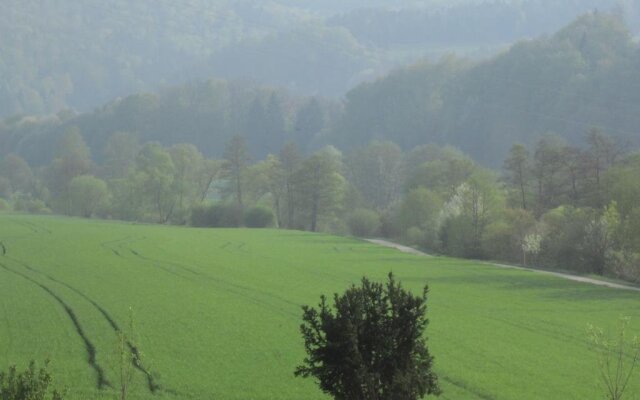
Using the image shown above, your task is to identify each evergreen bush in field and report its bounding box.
[296,273,440,400]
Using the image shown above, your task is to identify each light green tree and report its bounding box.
[46,127,92,214]
[132,143,176,223]
[68,175,109,218]
[222,135,250,210]
[503,144,531,210]
[168,143,204,223]
[588,317,640,400]
[294,149,345,232]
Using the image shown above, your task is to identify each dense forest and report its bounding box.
[2,12,639,167]
[2,0,637,117]
[330,12,640,165]
[329,0,640,48]
[0,80,339,166]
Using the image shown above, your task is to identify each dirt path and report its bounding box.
[365,238,640,292]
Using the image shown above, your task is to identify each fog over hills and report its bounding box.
[1,0,638,118]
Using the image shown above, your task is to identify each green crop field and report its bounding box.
[1,214,640,399]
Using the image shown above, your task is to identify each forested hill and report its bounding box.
[0,81,339,166]
[2,1,638,119]
[329,13,640,166]
[328,0,640,48]
[2,13,639,167]
[0,0,322,117]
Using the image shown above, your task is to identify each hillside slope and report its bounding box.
[329,13,640,166]
[1,214,639,399]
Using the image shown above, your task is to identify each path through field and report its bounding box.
[366,238,640,292]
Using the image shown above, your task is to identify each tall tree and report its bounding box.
[169,143,204,221]
[46,127,92,214]
[222,135,250,210]
[245,154,284,226]
[584,129,622,208]
[279,142,302,229]
[295,97,325,140]
[103,132,139,179]
[68,175,109,218]
[0,154,34,194]
[503,144,531,210]
[195,159,223,203]
[295,148,345,232]
[132,143,176,223]
[532,136,565,214]
[347,141,404,211]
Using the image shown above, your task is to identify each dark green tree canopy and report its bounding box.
[296,273,440,400]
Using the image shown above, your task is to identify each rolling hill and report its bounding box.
[1,214,639,399]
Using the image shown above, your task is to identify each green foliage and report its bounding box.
[0,198,11,212]
[12,195,51,215]
[332,13,639,166]
[482,209,537,263]
[0,361,64,400]
[68,175,109,218]
[190,203,242,228]
[397,187,442,247]
[405,226,425,247]
[222,135,250,210]
[0,154,34,195]
[295,273,440,399]
[588,317,640,400]
[244,206,275,228]
[346,208,381,237]
[539,206,591,271]
[294,149,346,232]
[346,141,403,211]
[131,143,176,223]
[0,178,11,200]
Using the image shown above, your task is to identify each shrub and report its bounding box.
[405,226,425,246]
[347,208,381,237]
[0,198,10,212]
[295,273,440,399]
[0,360,64,400]
[190,203,242,227]
[13,195,51,215]
[244,206,275,228]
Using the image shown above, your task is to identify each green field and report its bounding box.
[1,214,640,399]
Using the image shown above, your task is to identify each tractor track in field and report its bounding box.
[11,219,52,235]
[120,240,301,320]
[102,236,201,281]
[6,256,162,394]
[0,262,111,389]
[441,375,495,400]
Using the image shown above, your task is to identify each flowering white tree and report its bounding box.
[522,232,542,266]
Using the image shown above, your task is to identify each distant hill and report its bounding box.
[0,79,339,166]
[328,0,640,48]
[0,1,319,117]
[2,13,639,168]
[327,12,640,166]
[3,1,637,118]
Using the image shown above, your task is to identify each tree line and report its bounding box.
[2,126,640,281]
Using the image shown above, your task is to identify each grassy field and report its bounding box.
[1,214,640,399]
